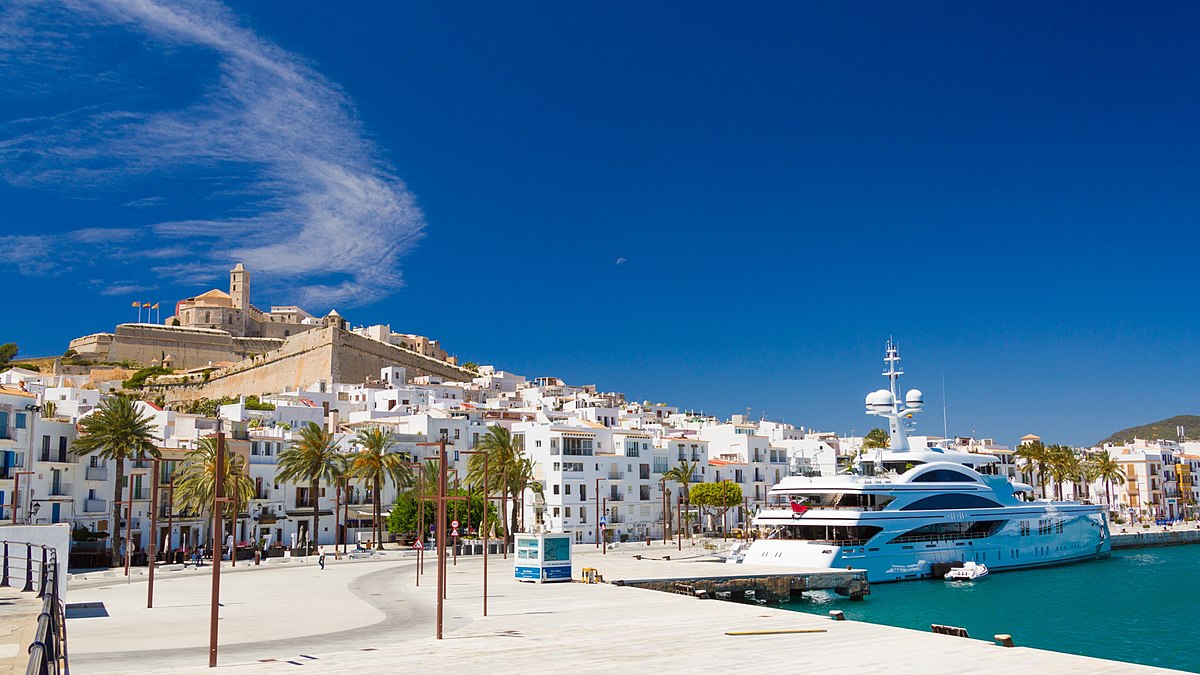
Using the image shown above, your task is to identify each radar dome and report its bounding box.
[865,389,895,410]
[905,389,924,408]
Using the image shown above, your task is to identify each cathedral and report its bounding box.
[170,263,347,339]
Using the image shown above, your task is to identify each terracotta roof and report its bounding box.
[0,386,37,399]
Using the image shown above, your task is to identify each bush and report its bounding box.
[123,366,174,389]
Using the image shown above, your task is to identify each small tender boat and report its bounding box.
[945,562,988,581]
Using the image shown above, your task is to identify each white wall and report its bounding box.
[0,523,71,599]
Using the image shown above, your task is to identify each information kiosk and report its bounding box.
[514,532,572,583]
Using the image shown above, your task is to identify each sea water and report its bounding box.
[778,545,1200,672]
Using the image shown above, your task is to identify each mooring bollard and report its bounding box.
[22,543,35,593]
[994,634,1014,647]
[829,610,845,621]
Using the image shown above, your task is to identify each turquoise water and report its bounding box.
[778,546,1200,672]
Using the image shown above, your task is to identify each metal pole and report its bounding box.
[463,450,489,616]
[677,495,682,551]
[148,459,160,608]
[336,479,342,556]
[452,471,458,567]
[209,427,225,668]
[416,464,424,578]
[500,463,508,560]
[595,477,602,548]
[124,480,133,577]
[436,438,447,639]
[166,483,175,559]
[661,479,668,543]
[602,497,608,555]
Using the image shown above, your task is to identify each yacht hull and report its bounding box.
[745,505,1111,583]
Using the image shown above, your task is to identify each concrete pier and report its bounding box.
[64,541,1183,674]
[1112,527,1200,549]
[598,554,869,601]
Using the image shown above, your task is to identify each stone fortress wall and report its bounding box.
[144,326,476,403]
[69,324,282,370]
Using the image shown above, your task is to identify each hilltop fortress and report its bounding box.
[68,264,473,399]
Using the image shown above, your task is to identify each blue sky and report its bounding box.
[2,1,1199,446]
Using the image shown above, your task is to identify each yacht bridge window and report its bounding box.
[768,524,883,546]
[912,469,977,483]
[899,494,1003,510]
[773,493,895,511]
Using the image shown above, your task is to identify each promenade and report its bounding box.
[64,541,1185,674]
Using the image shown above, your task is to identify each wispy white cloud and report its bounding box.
[0,0,425,309]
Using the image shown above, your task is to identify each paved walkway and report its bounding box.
[0,585,43,675]
[67,542,1184,674]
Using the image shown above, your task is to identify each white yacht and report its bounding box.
[741,341,1110,582]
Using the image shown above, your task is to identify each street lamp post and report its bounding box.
[594,477,606,547]
[602,497,608,555]
[677,495,682,552]
[209,423,231,668]
[415,439,465,639]
[148,458,161,608]
[462,450,490,616]
[660,478,669,543]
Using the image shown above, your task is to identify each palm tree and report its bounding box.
[1045,444,1084,501]
[71,396,161,566]
[467,426,526,546]
[663,460,700,537]
[509,455,544,532]
[348,427,411,550]
[1014,441,1050,498]
[1088,452,1126,512]
[172,437,254,555]
[276,422,346,552]
[863,428,890,449]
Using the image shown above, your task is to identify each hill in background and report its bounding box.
[1098,415,1200,446]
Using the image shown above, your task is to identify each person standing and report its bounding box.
[318,547,326,570]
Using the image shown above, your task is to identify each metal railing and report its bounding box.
[38,451,70,464]
[48,484,72,497]
[0,540,68,675]
[84,467,107,481]
[83,499,106,513]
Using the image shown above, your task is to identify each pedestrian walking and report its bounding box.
[318,547,326,570]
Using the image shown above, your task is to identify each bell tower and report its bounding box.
[230,263,249,310]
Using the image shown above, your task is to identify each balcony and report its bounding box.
[252,489,272,500]
[295,498,315,509]
[39,450,70,463]
[607,470,624,480]
[84,498,107,513]
[249,454,277,465]
[85,466,108,481]
[130,487,151,500]
[0,427,12,440]
[608,491,624,502]
[48,482,72,497]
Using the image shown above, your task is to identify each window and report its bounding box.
[553,485,560,495]
[15,413,25,429]
[536,440,542,448]
[565,507,571,517]
[562,437,593,456]
[59,436,67,453]
[653,456,669,473]
[565,484,572,495]
[454,429,460,440]
[899,494,1003,510]
[912,469,976,483]
[42,435,50,452]
[553,507,560,517]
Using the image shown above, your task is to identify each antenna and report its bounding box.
[942,374,948,439]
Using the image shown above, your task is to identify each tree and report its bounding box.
[347,427,411,550]
[462,361,479,373]
[276,422,346,552]
[863,428,890,449]
[1046,444,1079,501]
[71,396,161,566]
[0,343,17,365]
[172,437,255,551]
[1088,452,1126,512]
[689,481,743,533]
[663,460,700,537]
[467,426,529,546]
[1014,441,1050,497]
[387,489,498,539]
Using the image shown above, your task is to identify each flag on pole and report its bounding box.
[131,301,140,307]
[151,302,160,309]
[141,302,151,308]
